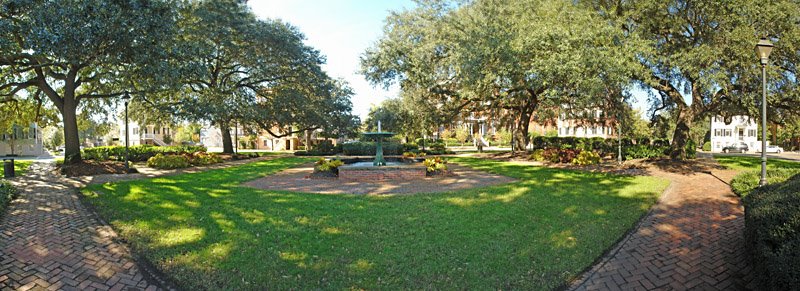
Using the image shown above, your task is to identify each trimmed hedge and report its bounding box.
[83,145,207,162]
[342,142,403,156]
[743,173,800,289]
[294,141,343,156]
[731,168,800,198]
[530,136,674,159]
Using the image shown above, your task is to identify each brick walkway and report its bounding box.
[0,162,160,291]
[570,157,754,290]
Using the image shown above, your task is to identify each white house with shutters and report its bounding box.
[118,122,173,147]
[709,115,764,152]
[0,123,45,156]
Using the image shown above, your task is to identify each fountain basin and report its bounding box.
[337,157,427,181]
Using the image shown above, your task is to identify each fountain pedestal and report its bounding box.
[363,132,394,166]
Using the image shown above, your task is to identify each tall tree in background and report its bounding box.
[362,0,638,152]
[164,0,335,153]
[590,0,800,159]
[0,0,176,163]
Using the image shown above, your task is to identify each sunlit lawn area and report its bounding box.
[0,160,32,178]
[82,157,668,290]
[714,155,800,171]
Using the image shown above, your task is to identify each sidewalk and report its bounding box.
[569,157,754,290]
[0,162,158,290]
[0,155,289,290]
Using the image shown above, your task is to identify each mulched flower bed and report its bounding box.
[59,160,138,177]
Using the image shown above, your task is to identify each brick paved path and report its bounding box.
[0,162,159,290]
[570,157,754,290]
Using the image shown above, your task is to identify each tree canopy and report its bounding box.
[0,0,176,163]
[362,0,638,152]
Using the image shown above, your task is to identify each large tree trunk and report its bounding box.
[669,108,694,160]
[512,106,534,153]
[220,122,234,154]
[61,97,81,164]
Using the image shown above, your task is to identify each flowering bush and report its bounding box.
[423,157,448,175]
[314,158,344,173]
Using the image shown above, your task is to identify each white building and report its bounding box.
[119,122,173,146]
[0,123,45,156]
[709,115,763,152]
[557,109,617,138]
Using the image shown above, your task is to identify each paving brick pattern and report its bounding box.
[0,162,160,291]
[570,157,755,290]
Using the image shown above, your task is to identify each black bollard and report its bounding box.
[3,159,14,178]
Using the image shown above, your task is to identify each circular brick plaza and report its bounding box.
[244,163,517,195]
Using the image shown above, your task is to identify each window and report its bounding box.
[748,129,756,137]
[724,129,732,137]
[264,140,269,146]
[592,126,597,135]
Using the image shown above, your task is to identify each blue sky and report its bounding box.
[249,0,415,120]
[248,1,653,121]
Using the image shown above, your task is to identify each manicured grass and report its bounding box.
[717,155,800,198]
[714,155,800,171]
[82,157,668,290]
[0,160,32,178]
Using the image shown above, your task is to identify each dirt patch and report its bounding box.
[244,163,517,195]
[59,160,137,177]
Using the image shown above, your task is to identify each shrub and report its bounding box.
[529,149,545,161]
[187,152,222,166]
[423,157,448,174]
[573,151,601,166]
[495,129,512,147]
[314,158,344,173]
[83,145,207,162]
[730,168,800,198]
[624,144,668,160]
[402,151,426,158]
[1,181,18,214]
[146,154,191,169]
[543,148,581,164]
[342,142,402,156]
[743,173,800,289]
[311,140,339,154]
[402,142,420,153]
[685,139,697,159]
[702,141,711,151]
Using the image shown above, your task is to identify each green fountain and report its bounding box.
[362,121,394,166]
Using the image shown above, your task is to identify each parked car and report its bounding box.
[722,142,749,153]
[761,145,784,153]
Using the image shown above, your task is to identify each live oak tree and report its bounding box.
[362,0,637,152]
[590,0,800,159]
[161,0,353,153]
[0,0,176,163]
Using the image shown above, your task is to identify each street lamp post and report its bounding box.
[755,38,773,187]
[618,97,624,164]
[123,93,131,173]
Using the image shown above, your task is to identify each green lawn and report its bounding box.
[714,155,800,171]
[82,157,668,290]
[0,160,32,178]
[715,155,800,198]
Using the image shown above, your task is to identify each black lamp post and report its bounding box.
[755,38,773,187]
[123,93,131,173]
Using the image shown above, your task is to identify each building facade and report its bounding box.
[709,115,762,152]
[0,123,45,156]
[119,122,174,147]
[557,109,617,139]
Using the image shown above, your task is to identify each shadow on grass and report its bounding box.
[83,157,668,290]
